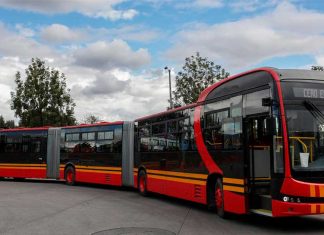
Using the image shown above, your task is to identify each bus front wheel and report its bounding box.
[215,178,225,218]
[138,170,148,196]
[65,166,76,186]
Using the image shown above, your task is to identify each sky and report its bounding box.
[0,0,324,123]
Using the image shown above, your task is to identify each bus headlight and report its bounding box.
[283,196,289,202]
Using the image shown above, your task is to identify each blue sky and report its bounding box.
[0,0,323,122]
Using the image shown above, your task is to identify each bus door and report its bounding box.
[244,115,273,213]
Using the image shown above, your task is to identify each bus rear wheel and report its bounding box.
[138,170,148,196]
[215,178,225,218]
[65,166,75,186]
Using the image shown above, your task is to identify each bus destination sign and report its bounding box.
[293,87,324,99]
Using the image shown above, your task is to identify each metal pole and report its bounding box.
[168,69,173,109]
[165,66,173,109]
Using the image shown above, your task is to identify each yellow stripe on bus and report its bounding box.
[253,177,271,181]
[223,185,245,193]
[75,166,121,171]
[223,178,244,185]
[319,186,324,197]
[146,169,208,180]
[0,163,46,167]
[311,204,317,214]
[76,169,121,175]
[310,185,316,197]
[0,166,45,170]
[148,174,206,186]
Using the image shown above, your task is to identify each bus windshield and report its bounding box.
[282,81,324,173]
[285,103,324,172]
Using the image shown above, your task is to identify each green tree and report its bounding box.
[11,58,76,127]
[5,120,15,129]
[0,115,5,128]
[0,115,16,129]
[83,114,100,124]
[173,52,230,105]
[311,66,324,71]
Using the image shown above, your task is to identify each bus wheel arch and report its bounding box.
[207,173,225,217]
[64,164,76,186]
[138,167,148,196]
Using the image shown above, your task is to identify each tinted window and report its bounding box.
[206,71,272,101]
[98,131,114,140]
[223,117,242,150]
[205,109,229,128]
[243,89,270,116]
[82,132,95,141]
[152,123,166,135]
[66,133,80,141]
[167,121,177,133]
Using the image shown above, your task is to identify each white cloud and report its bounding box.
[15,24,35,37]
[40,23,160,45]
[0,22,158,123]
[0,83,14,121]
[193,0,223,8]
[72,72,130,98]
[229,0,279,12]
[73,40,151,70]
[0,57,25,121]
[176,0,223,9]
[315,55,324,67]
[41,24,86,43]
[166,2,324,69]
[0,0,138,21]
[0,23,56,59]
[71,69,173,121]
[101,25,160,42]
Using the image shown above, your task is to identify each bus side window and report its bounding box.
[204,109,229,150]
[223,117,242,150]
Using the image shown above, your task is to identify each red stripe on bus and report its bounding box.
[0,168,46,178]
[264,68,291,177]
[194,105,222,174]
[74,170,122,186]
[223,190,247,214]
[271,200,324,217]
[146,176,207,204]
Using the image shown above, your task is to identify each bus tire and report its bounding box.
[65,166,76,186]
[215,178,226,218]
[138,170,148,196]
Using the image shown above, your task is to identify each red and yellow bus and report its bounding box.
[1,67,324,217]
[134,68,324,217]
[0,122,135,187]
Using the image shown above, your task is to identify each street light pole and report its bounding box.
[164,66,173,109]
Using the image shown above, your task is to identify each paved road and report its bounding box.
[1,180,324,235]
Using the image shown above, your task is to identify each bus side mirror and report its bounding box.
[262,98,272,107]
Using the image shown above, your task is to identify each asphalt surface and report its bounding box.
[1,180,324,235]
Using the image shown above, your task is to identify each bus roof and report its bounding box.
[0,127,50,132]
[135,103,197,122]
[275,68,324,81]
[62,121,124,129]
[0,121,124,132]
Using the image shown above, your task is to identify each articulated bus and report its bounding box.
[1,68,324,217]
[0,122,135,187]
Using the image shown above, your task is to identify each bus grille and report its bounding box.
[194,185,202,199]
[105,175,111,183]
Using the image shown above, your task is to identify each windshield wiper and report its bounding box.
[303,100,324,124]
